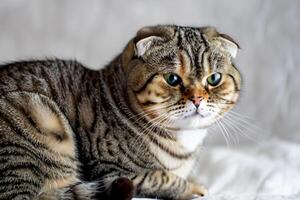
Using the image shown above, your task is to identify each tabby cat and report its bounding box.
[0,25,241,200]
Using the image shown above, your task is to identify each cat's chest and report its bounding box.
[149,129,207,172]
[174,129,207,153]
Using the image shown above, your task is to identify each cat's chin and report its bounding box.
[168,114,216,130]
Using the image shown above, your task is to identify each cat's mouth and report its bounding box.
[181,109,212,120]
[182,112,197,119]
[164,110,215,130]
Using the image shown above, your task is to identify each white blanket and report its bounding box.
[134,138,300,200]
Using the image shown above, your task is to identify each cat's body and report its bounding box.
[0,25,241,200]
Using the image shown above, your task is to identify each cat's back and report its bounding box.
[0,59,86,96]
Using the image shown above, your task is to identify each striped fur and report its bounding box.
[0,25,241,199]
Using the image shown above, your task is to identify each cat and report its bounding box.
[0,25,241,200]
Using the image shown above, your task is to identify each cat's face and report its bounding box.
[127,26,241,130]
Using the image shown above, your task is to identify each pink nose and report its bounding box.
[191,96,202,108]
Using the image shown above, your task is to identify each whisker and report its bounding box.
[223,114,265,144]
[215,120,231,147]
[213,105,265,145]
[219,118,240,145]
[225,112,262,132]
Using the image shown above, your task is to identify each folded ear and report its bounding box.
[200,26,239,58]
[133,26,174,57]
[217,34,239,58]
[135,36,163,57]
[125,26,174,92]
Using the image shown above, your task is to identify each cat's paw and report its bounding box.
[179,183,208,199]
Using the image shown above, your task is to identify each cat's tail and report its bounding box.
[37,177,134,200]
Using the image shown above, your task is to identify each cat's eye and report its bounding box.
[164,73,182,86]
[207,72,222,86]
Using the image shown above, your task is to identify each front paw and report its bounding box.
[179,183,208,200]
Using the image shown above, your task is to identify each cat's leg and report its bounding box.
[103,171,206,200]
[129,170,207,200]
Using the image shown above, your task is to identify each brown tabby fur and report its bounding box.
[0,25,241,200]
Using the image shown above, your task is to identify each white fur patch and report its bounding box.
[171,157,196,179]
[170,129,207,178]
[149,141,185,170]
[174,129,207,153]
[149,129,207,172]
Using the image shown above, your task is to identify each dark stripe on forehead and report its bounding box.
[185,45,195,67]
[176,27,211,77]
[185,29,207,77]
[194,45,208,77]
[194,47,201,77]
[194,34,209,76]
[176,29,182,47]
[177,29,195,72]
[200,33,209,47]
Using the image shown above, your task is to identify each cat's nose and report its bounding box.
[190,96,202,108]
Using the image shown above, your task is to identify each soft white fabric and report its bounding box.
[194,138,300,199]
[133,138,300,200]
[0,0,299,199]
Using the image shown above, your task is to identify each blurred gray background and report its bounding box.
[0,0,299,144]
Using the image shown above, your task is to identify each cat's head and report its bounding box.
[124,25,241,130]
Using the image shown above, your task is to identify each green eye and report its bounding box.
[207,72,222,86]
[164,73,182,86]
